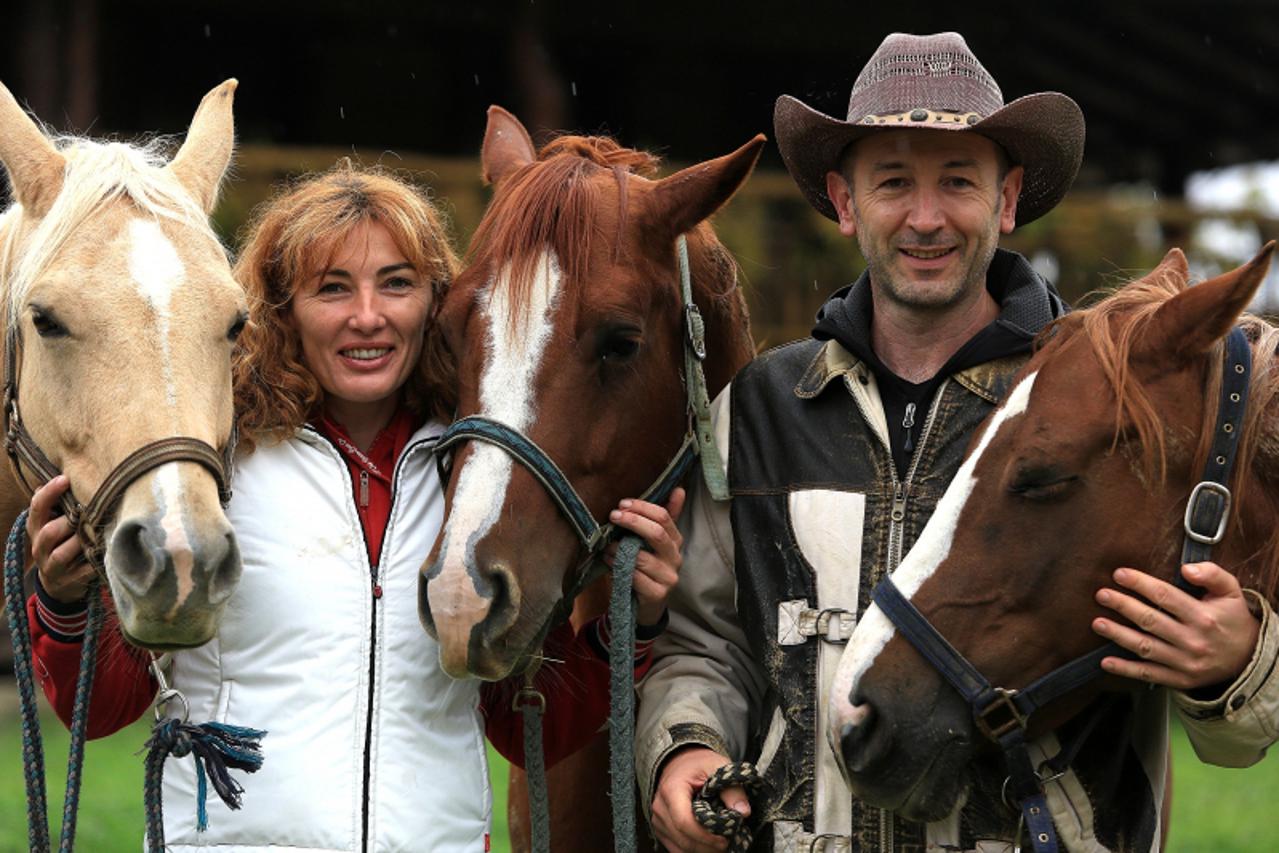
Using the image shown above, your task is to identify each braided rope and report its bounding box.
[607,535,642,852]
[692,762,767,853]
[4,508,102,853]
[518,684,551,853]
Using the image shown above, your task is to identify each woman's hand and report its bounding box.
[607,487,686,627]
[27,475,91,603]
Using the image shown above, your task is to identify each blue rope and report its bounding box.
[4,508,102,853]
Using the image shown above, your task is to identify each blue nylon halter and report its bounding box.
[869,326,1252,853]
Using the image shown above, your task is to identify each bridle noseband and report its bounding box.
[2,319,235,574]
[868,326,1252,853]
[432,234,726,600]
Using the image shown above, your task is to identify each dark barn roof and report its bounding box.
[4,0,1279,195]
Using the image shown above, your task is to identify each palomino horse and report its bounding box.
[830,246,1279,848]
[0,80,246,648]
[420,107,759,848]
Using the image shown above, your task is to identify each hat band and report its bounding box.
[858,108,982,128]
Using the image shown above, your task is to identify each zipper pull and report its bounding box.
[902,402,916,453]
[359,470,370,508]
[372,583,383,599]
[891,483,908,523]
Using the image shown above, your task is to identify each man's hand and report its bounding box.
[651,746,746,852]
[1093,562,1260,691]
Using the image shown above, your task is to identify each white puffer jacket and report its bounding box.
[162,423,490,852]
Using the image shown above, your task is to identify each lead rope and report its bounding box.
[4,507,265,853]
[692,762,767,853]
[4,508,103,853]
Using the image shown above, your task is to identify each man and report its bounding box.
[635,32,1279,853]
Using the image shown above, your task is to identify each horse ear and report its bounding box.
[644,135,766,238]
[1138,242,1275,362]
[481,105,536,186]
[167,79,237,214]
[1141,246,1190,286]
[0,82,66,217]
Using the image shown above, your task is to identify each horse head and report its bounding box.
[420,107,759,679]
[828,244,1279,821]
[0,81,247,649]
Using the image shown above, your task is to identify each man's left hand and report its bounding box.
[1093,562,1260,691]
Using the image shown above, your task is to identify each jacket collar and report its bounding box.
[795,337,1032,403]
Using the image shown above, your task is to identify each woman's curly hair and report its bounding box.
[232,161,459,451]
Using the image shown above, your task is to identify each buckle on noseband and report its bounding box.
[976,687,1027,741]
[1184,480,1232,545]
[512,685,547,714]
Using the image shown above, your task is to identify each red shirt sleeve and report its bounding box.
[27,589,156,739]
[480,615,657,769]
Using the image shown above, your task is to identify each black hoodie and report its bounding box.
[811,248,1067,478]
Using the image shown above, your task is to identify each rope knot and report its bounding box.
[692,762,768,853]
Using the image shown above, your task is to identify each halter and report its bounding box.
[870,326,1252,853]
[2,316,235,572]
[432,234,726,853]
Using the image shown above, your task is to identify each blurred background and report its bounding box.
[3,1,1279,850]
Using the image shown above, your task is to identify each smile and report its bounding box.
[341,347,392,361]
[900,247,954,260]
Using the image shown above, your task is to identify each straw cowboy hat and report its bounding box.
[774,31,1085,226]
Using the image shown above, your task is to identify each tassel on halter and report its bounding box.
[144,720,266,833]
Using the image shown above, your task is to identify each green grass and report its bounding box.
[1,712,1275,851]
[0,713,513,853]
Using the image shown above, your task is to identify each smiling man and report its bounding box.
[635,31,1276,853]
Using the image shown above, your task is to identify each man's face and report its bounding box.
[825,130,1023,314]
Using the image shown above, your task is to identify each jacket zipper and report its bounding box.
[303,426,434,852]
[847,376,946,853]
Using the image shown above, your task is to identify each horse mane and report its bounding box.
[1043,266,1279,598]
[466,134,749,354]
[0,135,210,330]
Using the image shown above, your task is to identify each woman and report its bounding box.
[26,162,684,852]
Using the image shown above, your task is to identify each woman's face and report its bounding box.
[290,220,431,422]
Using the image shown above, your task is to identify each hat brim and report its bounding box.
[773,92,1085,227]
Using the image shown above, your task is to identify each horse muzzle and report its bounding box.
[420,550,524,680]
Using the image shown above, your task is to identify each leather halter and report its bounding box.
[870,326,1253,853]
[2,316,235,575]
[433,234,726,604]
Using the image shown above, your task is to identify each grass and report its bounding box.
[1,711,1276,852]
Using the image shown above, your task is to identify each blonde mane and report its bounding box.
[0,135,212,330]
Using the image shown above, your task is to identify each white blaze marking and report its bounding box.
[129,219,192,609]
[831,371,1040,717]
[127,218,183,409]
[155,463,196,615]
[437,252,563,596]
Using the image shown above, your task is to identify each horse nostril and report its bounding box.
[204,531,241,606]
[478,562,521,643]
[840,701,888,776]
[107,520,162,594]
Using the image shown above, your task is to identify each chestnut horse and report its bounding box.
[0,81,245,648]
[831,245,1279,849]
[419,107,759,848]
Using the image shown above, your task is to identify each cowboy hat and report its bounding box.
[774,32,1084,226]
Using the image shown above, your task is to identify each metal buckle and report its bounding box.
[1184,480,1231,545]
[814,608,854,643]
[976,687,1027,741]
[512,685,547,714]
[149,654,190,722]
[684,304,707,361]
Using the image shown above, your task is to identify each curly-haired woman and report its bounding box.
[26,162,684,852]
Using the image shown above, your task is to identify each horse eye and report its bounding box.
[30,307,68,339]
[227,313,248,342]
[1009,470,1078,501]
[598,329,642,363]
